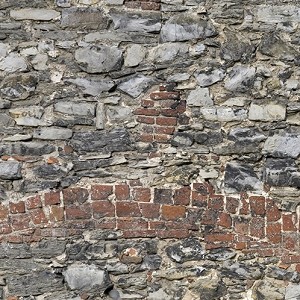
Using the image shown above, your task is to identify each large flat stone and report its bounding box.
[0,53,28,73]
[33,127,73,140]
[54,102,95,116]
[10,9,60,21]
[249,103,286,121]
[0,161,22,179]
[118,75,154,98]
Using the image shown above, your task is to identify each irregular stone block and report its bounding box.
[0,142,55,156]
[54,102,95,116]
[256,5,300,23]
[224,161,263,193]
[263,133,300,158]
[107,106,132,122]
[75,46,123,73]
[0,113,14,127]
[187,87,213,106]
[61,8,109,30]
[249,103,286,121]
[9,106,43,119]
[10,9,60,21]
[118,75,154,98]
[15,117,49,127]
[31,239,66,258]
[0,161,22,180]
[33,164,67,180]
[201,107,247,122]
[160,13,217,42]
[171,132,194,147]
[194,131,223,145]
[0,53,27,73]
[196,69,225,87]
[33,127,73,140]
[224,66,256,92]
[110,10,161,33]
[228,127,266,144]
[285,283,300,299]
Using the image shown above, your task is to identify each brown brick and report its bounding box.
[234,242,247,250]
[281,255,300,264]
[282,214,297,232]
[234,217,249,235]
[239,198,249,215]
[191,191,207,207]
[250,217,265,238]
[117,218,148,230]
[26,195,42,210]
[208,195,224,211]
[49,205,64,222]
[65,204,91,220]
[94,219,116,230]
[149,220,166,229]
[10,214,30,231]
[154,126,175,135]
[156,116,177,126]
[217,212,232,228]
[63,187,88,204]
[122,230,156,238]
[174,186,190,205]
[137,116,155,124]
[0,204,8,221]
[133,188,151,202]
[134,108,160,116]
[125,1,141,9]
[205,233,235,243]
[115,184,130,200]
[138,134,154,142]
[116,202,141,217]
[150,91,179,100]
[44,191,60,206]
[157,229,189,239]
[139,203,160,219]
[176,100,186,113]
[9,201,25,214]
[192,182,210,195]
[141,99,154,108]
[0,222,12,234]
[160,109,178,117]
[266,198,281,222]
[92,201,115,218]
[249,196,265,216]
[161,205,186,220]
[226,197,239,214]
[266,222,282,244]
[29,208,48,225]
[91,185,113,200]
[154,134,171,143]
[154,188,172,204]
[282,233,297,251]
[201,209,218,225]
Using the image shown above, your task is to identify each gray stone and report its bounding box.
[264,158,300,188]
[206,249,236,261]
[0,113,14,127]
[0,161,22,180]
[0,53,28,73]
[33,127,73,140]
[54,102,95,116]
[224,66,256,92]
[187,87,213,106]
[118,75,154,98]
[160,13,217,42]
[124,44,146,67]
[0,42,8,59]
[110,11,161,33]
[10,9,60,20]
[71,128,132,154]
[194,131,223,145]
[31,239,66,258]
[224,161,263,193]
[7,271,64,296]
[171,132,194,147]
[256,5,300,23]
[75,46,123,74]
[61,8,109,29]
[31,53,48,71]
[201,107,247,122]
[140,255,162,270]
[0,243,31,259]
[285,283,300,299]
[15,117,49,127]
[63,264,111,292]
[33,164,67,180]
[253,280,285,300]
[249,103,286,121]
[96,103,105,129]
[148,43,189,64]
[3,134,32,142]
[166,238,205,263]
[196,69,225,87]
[228,127,266,144]
[0,142,55,156]
[107,106,132,122]
[106,0,124,4]
[263,133,300,159]
[56,0,71,7]
[0,99,11,108]
[9,106,43,119]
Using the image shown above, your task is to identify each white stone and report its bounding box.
[10,9,60,21]
[124,44,145,67]
[0,53,27,73]
[249,103,286,121]
[187,87,213,106]
[34,127,73,140]
[15,117,49,127]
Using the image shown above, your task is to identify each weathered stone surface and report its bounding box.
[228,127,266,144]
[160,13,217,42]
[256,5,300,23]
[224,66,256,92]
[224,161,263,193]
[75,46,123,73]
[0,53,27,73]
[194,131,223,145]
[33,164,67,180]
[0,142,55,156]
[124,44,146,67]
[70,128,132,153]
[171,132,194,147]
[0,113,14,127]
[33,127,73,140]
[166,238,205,263]
[0,161,22,180]
[54,102,95,116]
[187,87,213,106]
[201,107,247,122]
[196,69,225,87]
[10,9,60,20]
[118,75,154,98]
[206,249,236,261]
[107,106,132,122]
[110,10,161,33]
[249,103,286,121]
[63,264,111,292]
[253,280,285,300]
[61,8,109,29]
[263,133,300,158]
[31,239,66,258]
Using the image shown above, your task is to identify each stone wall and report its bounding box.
[1,0,300,299]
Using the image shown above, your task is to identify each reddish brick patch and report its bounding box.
[161,205,186,220]
[91,185,113,200]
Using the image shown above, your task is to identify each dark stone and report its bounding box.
[194,131,223,145]
[171,132,194,147]
[0,142,55,156]
[166,238,205,263]
[0,161,22,180]
[141,255,162,270]
[0,243,31,259]
[18,180,58,192]
[70,128,132,154]
[224,162,263,193]
[206,248,236,261]
[33,164,67,180]
[31,239,66,259]
[266,266,300,283]
[228,127,266,143]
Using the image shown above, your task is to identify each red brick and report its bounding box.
[174,186,190,205]
[10,214,30,231]
[117,218,148,230]
[92,201,115,218]
[142,125,154,134]
[192,182,210,195]
[217,212,232,228]
[0,222,12,234]
[149,220,166,230]
[159,100,177,109]
[63,187,88,204]
[161,205,186,220]
[234,242,247,250]
[30,208,48,225]
[26,195,42,210]
[9,201,25,214]
[137,116,155,124]
[186,207,203,226]
[65,204,91,220]
[44,191,60,206]
[226,197,239,214]
[156,116,177,126]
[176,100,186,113]
[160,109,178,117]
[154,126,175,135]
[249,196,265,216]
[282,213,297,232]
[141,99,154,108]
[157,229,189,239]
[139,203,160,219]
[125,1,141,9]
[191,191,207,207]
[116,202,141,217]
[250,217,265,238]
[283,233,297,251]
[154,134,171,143]
[49,205,64,222]
[132,188,151,202]
[138,134,154,142]
[234,217,249,235]
[208,195,224,211]
[266,198,281,222]
[122,230,156,238]
[154,188,172,204]
[115,184,130,200]
[266,223,282,244]
[239,198,249,215]
[150,91,180,100]
[134,108,159,116]
[296,264,300,273]
[201,209,218,225]
[281,255,300,264]
[205,233,235,243]
[91,185,113,200]
[0,204,8,221]
[94,219,116,229]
